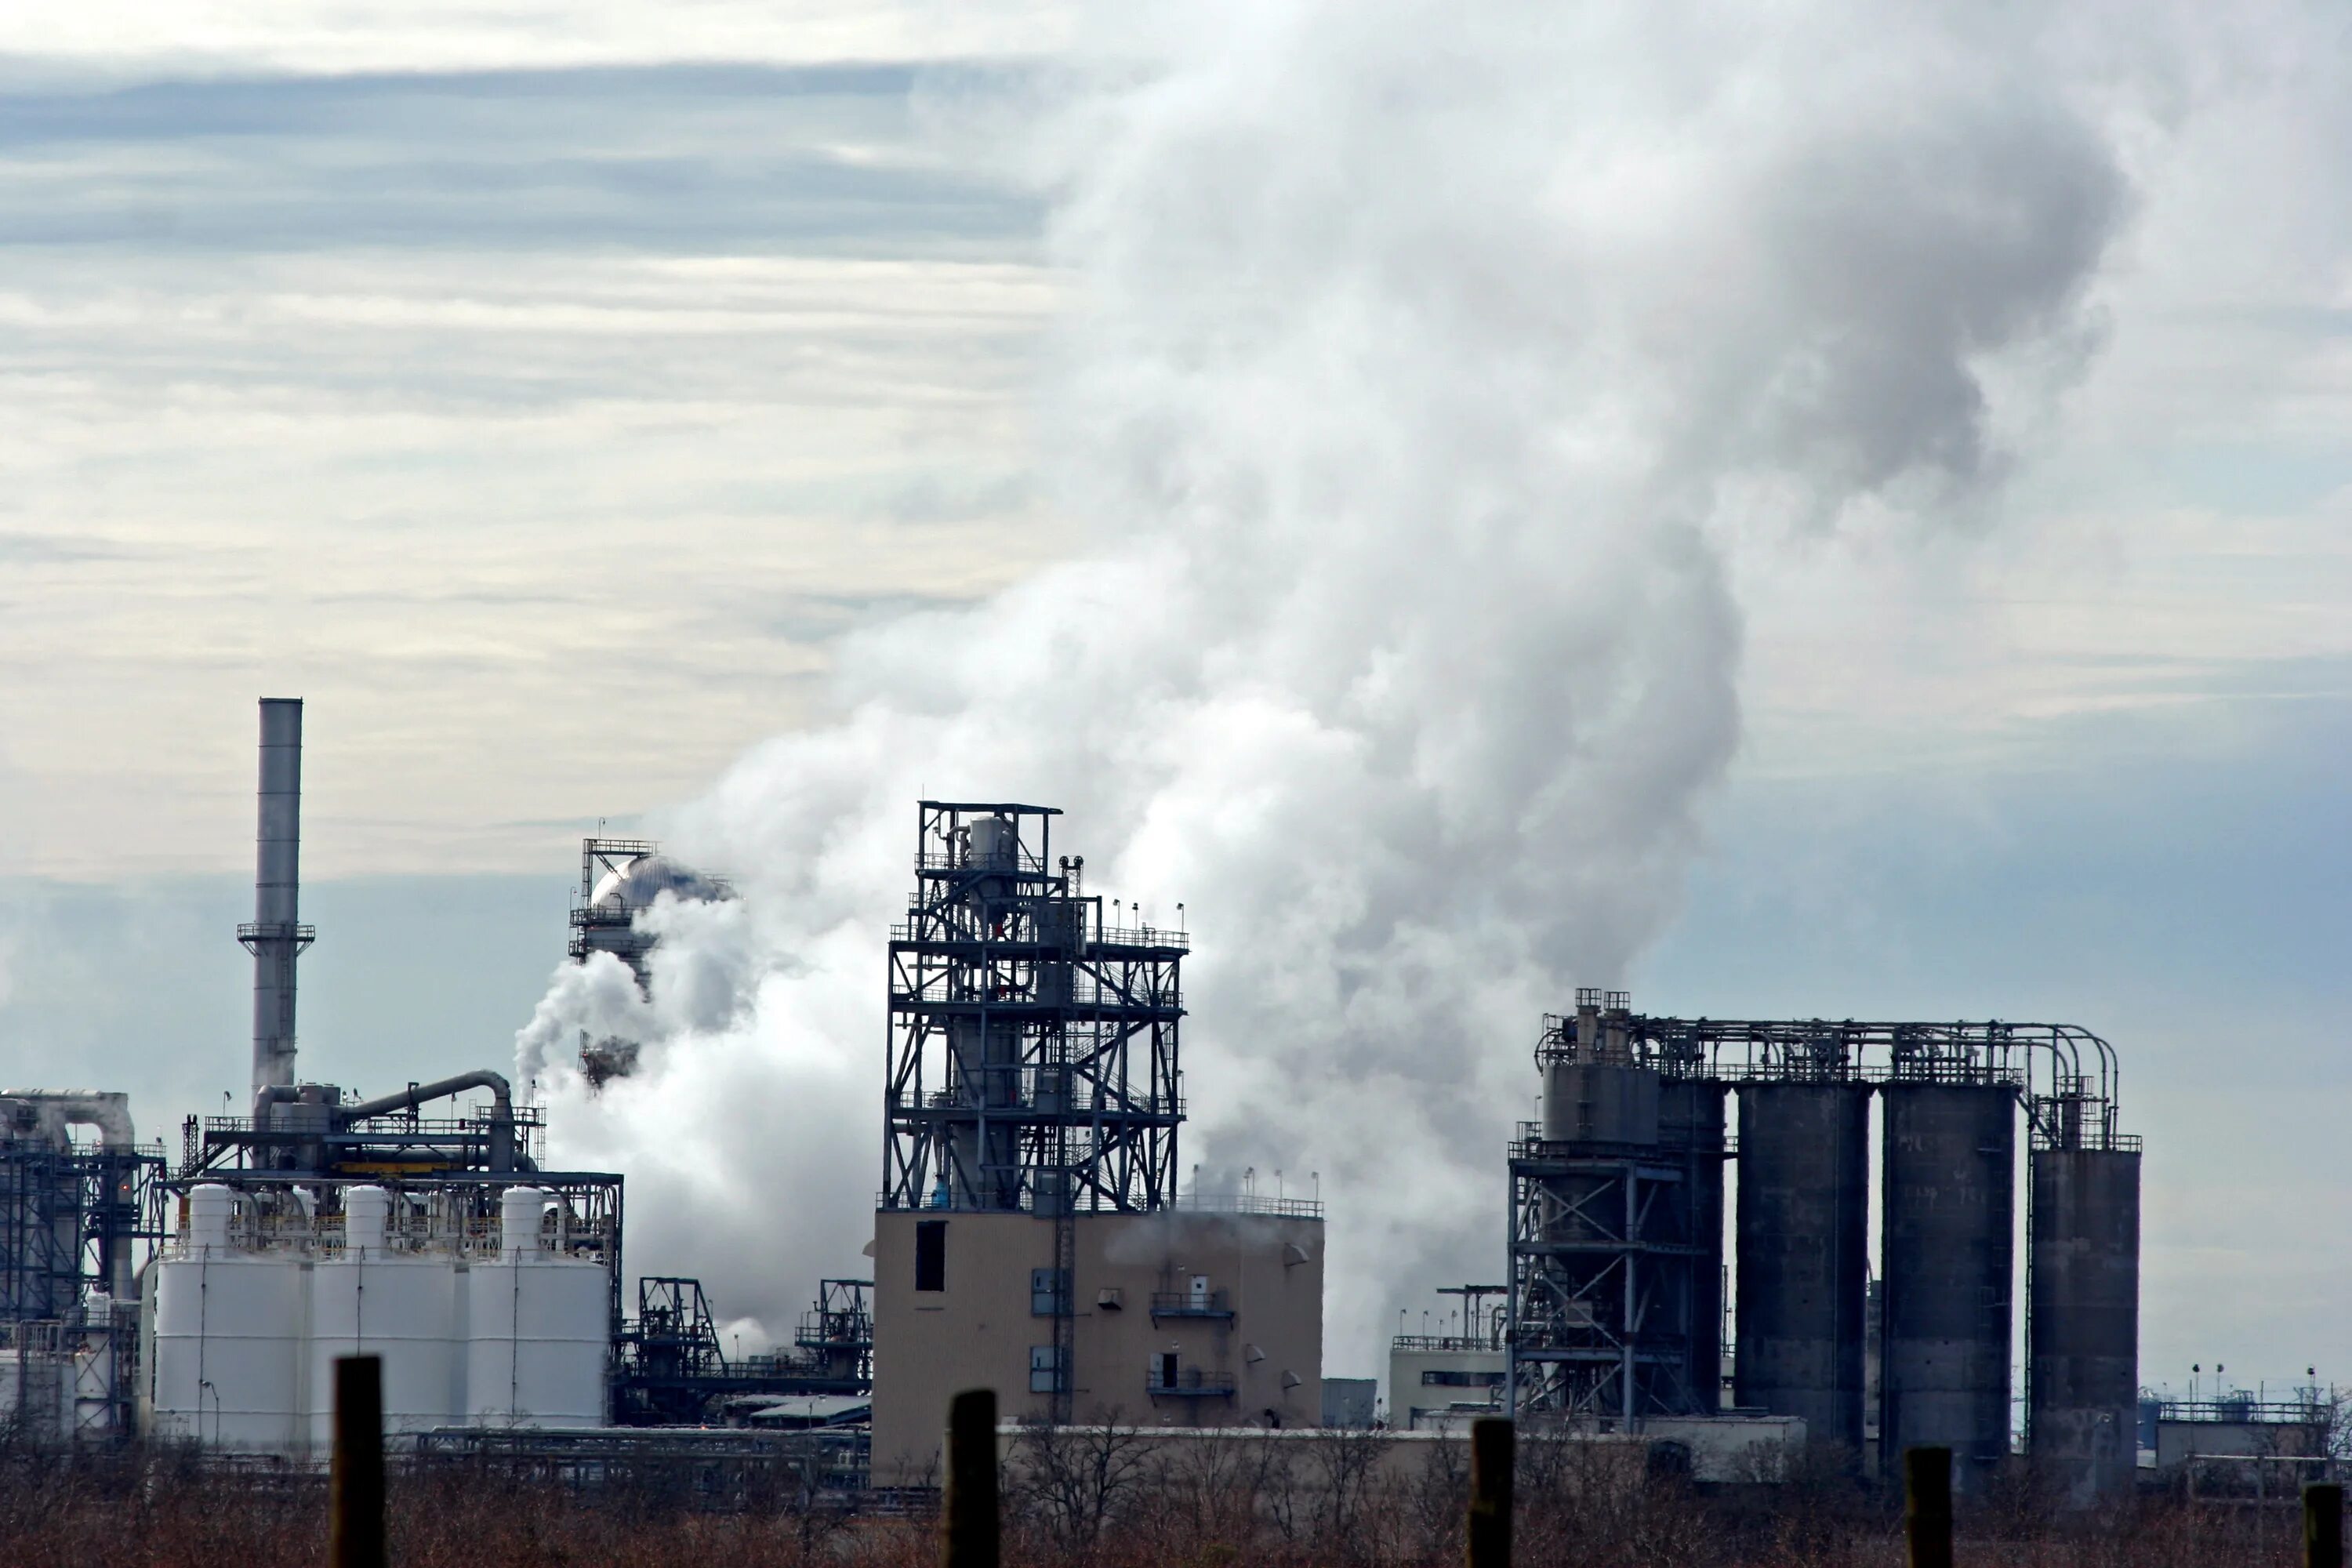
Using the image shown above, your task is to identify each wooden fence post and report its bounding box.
[1904,1446,1953,1568]
[942,1388,1000,1568]
[329,1354,387,1568]
[1466,1416,1514,1568]
[2309,1482,2345,1568]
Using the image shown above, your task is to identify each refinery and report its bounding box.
[0,699,2330,1516]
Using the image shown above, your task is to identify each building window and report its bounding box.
[916,1220,946,1292]
[1029,1345,1066,1394]
[1031,1267,1069,1316]
[1421,1370,1506,1388]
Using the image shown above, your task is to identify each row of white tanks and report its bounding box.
[151,1185,607,1451]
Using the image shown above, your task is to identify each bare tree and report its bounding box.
[1403,1431,1471,1560]
[1004,1410,1155,1563]
[1305,1425,1395,1564]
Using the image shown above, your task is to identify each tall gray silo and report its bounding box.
[1880,1082,2016,1484]
[1660,1077,1729,1413]
[1733,1081,1871,1453]
[2027,1141,2141,1505]
[1508,996,1721,1421]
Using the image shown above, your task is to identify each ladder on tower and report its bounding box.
[1048,1034,1077,1426]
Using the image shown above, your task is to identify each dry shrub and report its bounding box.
[0,1432,2326,1568]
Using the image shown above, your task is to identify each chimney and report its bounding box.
[239,698,313,1106]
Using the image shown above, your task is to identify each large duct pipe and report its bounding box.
[335,1071,521,1171]
[241,699,310,1108]
[0,1090,136,1151]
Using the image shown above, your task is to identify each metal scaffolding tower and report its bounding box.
[0,1137,164,1323]
[880,802,1186,1421]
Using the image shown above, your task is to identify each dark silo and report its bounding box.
[1881,1083,2016,1485]
[2028,1146,2141,1505]
[1661,1078,1729,1413]
[1734,1082,1871,1453]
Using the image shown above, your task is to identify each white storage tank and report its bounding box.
[464,1187,607,1427]
[303,1186,460,1450]
[151,1184,304,1450]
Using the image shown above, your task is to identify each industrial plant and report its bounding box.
[869,802,1324,1481]
[1500,992,2142,1505]
[2,696,2325,1522]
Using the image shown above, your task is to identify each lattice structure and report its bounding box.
[0,1138,164,1324]
[881,802,1186,1217]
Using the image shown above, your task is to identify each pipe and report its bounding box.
[0,1090,136,1150]
[243,698,309,1107]
[334,1070,518,1171]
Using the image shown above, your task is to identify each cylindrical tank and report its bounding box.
[2028,1148,2140,1506]
[464,1188,604,1427]
[1661,1078,1729,1412]
[151,1185,303,1450]
[1881,1083,2016,1484]
[1734,1083,1870,1453]
[967,815,1018,870]
[1540,1061,1661,1145]
[304,1187,456,1450]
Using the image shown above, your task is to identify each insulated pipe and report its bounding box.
[0,1090,136,1149]
[335,1070,518,1171]
[245,698,307,1105]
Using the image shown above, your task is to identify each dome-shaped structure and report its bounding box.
[590,855,728,913]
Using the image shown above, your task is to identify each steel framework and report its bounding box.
[0,1138,165,1323]
[881,802,1185,1423]
[1507,992,2138,1432]
[882,802,1187,1219]
[615,1276,875,1425]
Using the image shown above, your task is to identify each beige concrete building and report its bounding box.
[1387,1336,1508,1430]
[871,1204,1324,1483]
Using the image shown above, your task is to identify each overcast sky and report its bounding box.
[1,3,2346,1396]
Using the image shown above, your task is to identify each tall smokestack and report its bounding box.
[240,698,312,1105]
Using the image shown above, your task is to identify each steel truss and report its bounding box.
[881,801,1186,1218]
[1,1138,165,1323]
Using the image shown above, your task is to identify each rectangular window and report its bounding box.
[915,1220,947,1293]
[1031,1267,1069,1316]
[1421,1369,1506,1388]
[1029,1345,1066,1394]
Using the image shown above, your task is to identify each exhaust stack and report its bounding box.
[239,698,313,1107]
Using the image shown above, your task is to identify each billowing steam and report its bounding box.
[523,1,2132,1363]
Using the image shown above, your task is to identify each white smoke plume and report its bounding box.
[525,1,2143,1363]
